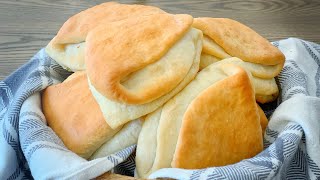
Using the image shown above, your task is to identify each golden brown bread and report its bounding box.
[171,65,263,169]
[53,2,165,44]
[86,13,193,104]
[193,18,285,66]
[42,72,121,159]
[195,18,283,104]
[86,16,203,129]
[193,17,284,104]
[46,2,166,71]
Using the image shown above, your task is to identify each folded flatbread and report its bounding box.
[172,66,263,169]
[45,2,166,71]
[193,18,285,103]
[86,13,203,128]
[42,72,142,159]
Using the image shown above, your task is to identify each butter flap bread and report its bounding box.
[42,71,121,159]
[193,18,285,103]
[172,66,263,169]
[87,14,203,129]
[86,13,193,104]
[46,2,166,71]
[42,71,142,159]
[42,71,143,160]
[135,64,264,178]
[193,17,285,66]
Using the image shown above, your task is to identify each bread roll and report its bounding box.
[45,2,166,71]
[87,13,203,128]
[42,72,121,159]
[192,18,285,103]
[136,64,264,177]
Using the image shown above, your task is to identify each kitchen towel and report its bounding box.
[0,38,319,179]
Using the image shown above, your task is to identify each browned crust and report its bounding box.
[193,18,285,66]
[86,13,193,104]
[42,72,120,159]
[46,2,166,70]
[172,65,263,169]
[50,2,165,45]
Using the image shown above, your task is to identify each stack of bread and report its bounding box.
[42,2,284,178]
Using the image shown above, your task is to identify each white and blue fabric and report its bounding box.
[0,38,320,179]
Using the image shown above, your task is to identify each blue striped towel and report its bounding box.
[1,38,320,179]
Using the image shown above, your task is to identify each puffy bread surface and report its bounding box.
[42,72,121,159]
[172,66,263,169]
[89,28,203,129]
[46,2,165,71]
[86,13,193,104]
[193,18,285,66]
